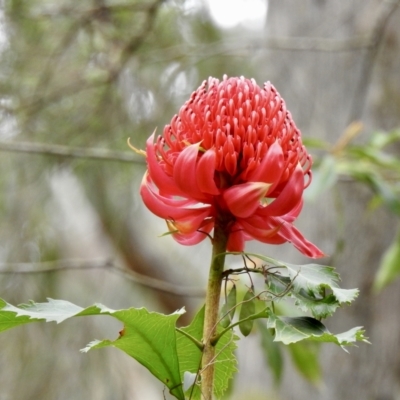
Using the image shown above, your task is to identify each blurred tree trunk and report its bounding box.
[264,1,400,399]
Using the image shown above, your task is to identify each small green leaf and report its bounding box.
[373,229,400,292]
[284,263,359,306]
[231,252,360,319]
[291,290,340,319]
[0,299,186,400]
[257,320,283,385]
[301,137,330,150]
[370,129,400,149]
[268,313,369,350]
[264,261,359,318]
[287,342,322,385]
[176,306,238,400]
[220,284,237,328]
[239,289,256,336]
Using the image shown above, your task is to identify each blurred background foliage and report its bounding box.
[0,0,399,399]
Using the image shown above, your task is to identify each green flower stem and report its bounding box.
[201,220,229,400]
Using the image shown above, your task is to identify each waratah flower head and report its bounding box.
[138,75,324,258]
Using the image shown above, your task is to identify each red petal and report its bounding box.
[196,149,220,195]
[173,143,208,201]
[146,132,185,197]
[259,164,304,217]
[140,174,210,220]
[169,221,214,246]
[168,213,212,234]
[239,218,285,244]
[224,152,237,176]
[223,182,271,218]
[284,198,303,222]
[247,141,284,192]
[272,219,325,258]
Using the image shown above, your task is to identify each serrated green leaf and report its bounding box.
[220,284,237,328]
[230,252,360,318]
[0,298,186,400]
[264,262,359,318]
[373,229,400,292]
[265,273,292,298]
[238,289,256,337]
[176,306,238,400]
[291,290,339,319]
[284,263,359,305]
[257,320,283,385]
[268,313,369,350]
[287,342,322,386]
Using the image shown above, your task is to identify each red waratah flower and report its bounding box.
[137,75,324,258]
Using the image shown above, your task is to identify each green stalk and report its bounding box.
[201,220,229,400]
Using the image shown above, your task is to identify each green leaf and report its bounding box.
[0,298,186,400]
[230,252,359,319]
[220,284,237,328]
[238,289,256,336]
[286,264,358,317]
[304,155,338,201]
[370,129,400,149]
[257,320,283,385]
[290,290,340,319]
[301,137,330,150]
[284,263,358,303]
[264,261,359,318]
[287,342,322,386]
[339,166,400,216]
[373,229,400,292]
[268,313,369,350]
[176,306,238,400]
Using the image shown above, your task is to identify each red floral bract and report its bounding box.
[140,76,324,258]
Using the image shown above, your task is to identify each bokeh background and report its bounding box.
[0,1,400,399]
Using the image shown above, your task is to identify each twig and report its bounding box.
[0,140,146,164]
[0,258,205,297]
[176,328,204,351]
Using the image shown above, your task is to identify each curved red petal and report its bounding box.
[140,174,210,220]
[239,218,285,244]
[223,182,270,218]
[259,163,304,217]
[146,132,185,197]
[196,149,220,195]
[168,213,212,234]
[173,143,208,201]
[246,141,284,192]
[284,198,304,222]
[169,221,214,246]
[273,220,325,258]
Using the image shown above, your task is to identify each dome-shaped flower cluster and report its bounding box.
[139,76,324,258]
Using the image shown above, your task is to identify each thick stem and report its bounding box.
[201,220,229,400]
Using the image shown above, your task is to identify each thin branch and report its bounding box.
[0,140,146,164]
[143,35,375,69]
[0,258,205,297]
[34,1,161,19]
